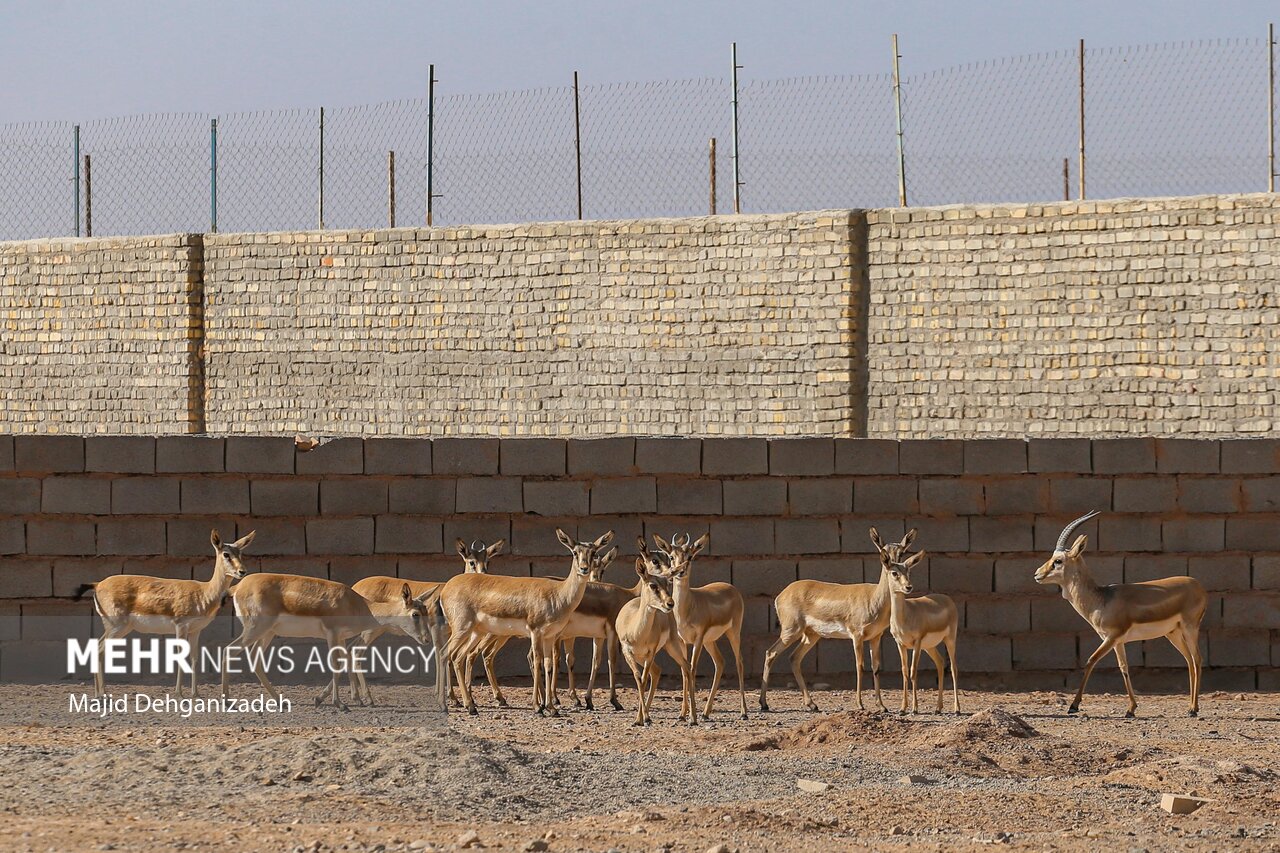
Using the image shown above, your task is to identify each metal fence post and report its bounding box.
[892,34,907,207]
[1062,157,1070,201]
[1269,22,1275,192]
[573,70,583,220]
[709,137,717,214]
[73,125,81,237]
[730,42,742,213]
[83,154,92,238]
[427,64,436,226]
[317,107,325,229]
[388,150,396,227]
[1078,39,1087,200]
[209,118,218,233]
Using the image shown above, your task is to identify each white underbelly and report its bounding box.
[128,614,179,634]
[1119,615,1182,644]
[805,618,853,640]
[474,615,530,637]
[269,613,328,639]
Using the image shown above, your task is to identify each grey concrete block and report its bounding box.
[167,519,237,557]
[511,516,573,556]
[14,436,84,473]
[1253,556,1280,590]
[994,556,1049,594]
[433,439,500,475]
[41,477,111,515]
[567,438,635,475]
[702,438,767,476]
[1226,517,1280,551]
[250,480,318,516]
[1207,630,1270,667]
[1221,439,1280,474]
[0,478,41,514]
[798,557,866,584]
[1176,476,1240,513]
[1031,597,1087,632]
[964,440,1028,474]
[1099,516,1162,552]
[181,479,250,515]
[234,519,306,556]
[27,521,95,556]
[1162,518,1225,552]
[0,436,12,471]
[456,477,524,513]
[22,601,93,641]
[523,480,590,517]
[1187,555,1251,592]
[899,440,963,475]
[306,518,375,555]
[364,439,432,475]
[656,480,722,515]
[927,556,991,593]
[1093,438,1156,474]
[769,439,835,476]
[840,517,906,554]
[375,516,444,554]
[635,438,701,474]
[966,598,1031,633]
[442,519,512,553]
[1012,632,1077,670]
[1221,594,1280,629]
[388,479,455,514]
[0,520,23,555]
[111,477,181,514]
[1048,477,1112,513]
[51,559,121,597]
[320,480,389,515]
[396,558,458,584]
[722,479,787,516]
[296,438,365,474]
[789,479,852,515]
[500,439,566,476]
[1243,477,1280,511]
[984,479,1049,515]
[970,516,1034,553]
[1027,439,1091,473]
[1112,478,1177,513]
[776,518,841,554]
[708,518,773,556]
[1033,514,1100,552]
[918,479,985,515]
[96,519,166,555]
[329,556,397,588]
[731,560,797,596]
[964,635,1012,673]
[0,603,18,641]
[1123,554,1187,582]
[590,478,657,514]
[853,479,917,514]
[913,517,970,552]
[225,437,294,474]
[1155,439,1219,474]
[156,437,225,473]
[835,439,898,475]
[0,563,52,597]
[86,437,155,474]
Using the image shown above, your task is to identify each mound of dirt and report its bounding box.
[1104,755,1279,793]
[910,707,1038,749]
[741,711,916,751]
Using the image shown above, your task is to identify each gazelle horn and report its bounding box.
[1055,510,1100,552]
[471,539,484,553]
[674,532,691,548]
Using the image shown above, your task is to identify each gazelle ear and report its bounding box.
[210,529,223,549]
[899,528,918,550]
[1068,534,1088,559]
[635,558,646,577]
[414,589,433,604]
[904,550,927,569]
[592,530,615,549]
[400,583,413,607]
[599,546,618,568]
[455,538,469,558]
[652,533,671,553]
[485,539,505,558]
[636,536,649,555]
[555,528,575,550]
[231,530,256,550]
[868,527,885,553]
[691,533,709,556]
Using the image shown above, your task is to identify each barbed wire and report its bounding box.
[0,37,1275,241]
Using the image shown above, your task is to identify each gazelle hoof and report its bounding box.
[739,713,748,720]
[610,698,624,711]
[805,702,819,713]
[1124,710,1136,719]
[1067,705,1080,715]
[467,706,478,717]
[585,698,594,711]
[1188,709,1199,717]
[496,698,509,708]
[759,700,769,712]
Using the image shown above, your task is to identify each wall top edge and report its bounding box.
[1,434,1274,443]
[0,232,203,251]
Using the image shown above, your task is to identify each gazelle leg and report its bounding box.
[1114,642,1138,718]
[897,642,910,713]
[852,634,866,711]
[924,645,946,713]
[173,625,186,696]
[96,624,127,698]
[1070,635,1121,714]
[727,626,748,720]
[246,635,281,701]
[869,633,888,712]
[760,629,799,712]
[663,636,697,727]
[944,633,960,714]
[909,646,923,714]
[643,660,662,726]
[703,640,725,719]
[481,636,508,707]
[584,636,603,711]
[1169,626,1201,716]
[622,646,645,726]
[607,627,623,710]
[540,633,560,717]
[790,633,820,712]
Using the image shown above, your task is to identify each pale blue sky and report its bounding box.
[1,0,1275,121]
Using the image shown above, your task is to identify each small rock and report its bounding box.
[796,778,831,793]
[407,842,431,851]
[706,845,731,853]
[630,824,647,834]
[522,841,549,852]
[260,777,275,787]
[1160,793,1209,815]
[813,682,832,690]
[898,774,930,785]
[292,771,313,782]
[457,830,483,849]
[890,826,906,836]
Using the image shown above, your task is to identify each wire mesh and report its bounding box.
[0,36,1275,241]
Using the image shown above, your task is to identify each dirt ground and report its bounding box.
[0,678,1276,853]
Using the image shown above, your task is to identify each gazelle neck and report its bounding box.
[555,567,591,611]
[872,566,892,608]
[1061,557,1106,619]
[202,558,235,605]
[362,599,405,634]
[670,570,695,620]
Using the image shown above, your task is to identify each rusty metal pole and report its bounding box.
[73,125,80,236]
[709,137,717,214]
[892,34,907,207]
[388,150,396,227]
[1078,39,1086,200]
[1063,157,1070,201]
[427,64,436,226]
[574,70,583,219]
[1269,22,1275,192]
[83,154,92,237]
[318,107,326,229]
[730,42,742,213]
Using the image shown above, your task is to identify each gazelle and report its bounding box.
[616,554,696,727]
[442,529,613,716]
[351,538,504,707]
[220,574,434,708]
[653,533,749,720]
[881,539,960,715]
[1035,510,1206,718]
[556,546,634,711]
[79,529,253,698]
[759,528,917,713]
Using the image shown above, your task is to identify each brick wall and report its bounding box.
[2,436,1277,688]
[0,234,203,434]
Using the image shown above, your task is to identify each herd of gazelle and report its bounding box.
[80,509,1207,719]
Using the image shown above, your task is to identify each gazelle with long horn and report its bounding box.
[79,529,254,698]
[1035,510,1206,717]
[759,528,917,713]
[880,538,961,714]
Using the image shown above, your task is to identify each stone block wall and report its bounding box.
[201,212,864,436]
[2,436,1277,690]
[866,194,1280,436]
[0,234,203,434]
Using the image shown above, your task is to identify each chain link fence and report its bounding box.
[1,37,1275,241]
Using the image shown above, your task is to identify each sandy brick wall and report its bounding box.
[201,212,864,436]
[0,234,203,434]
[866,194,1280,437]
[2,436,1277,688]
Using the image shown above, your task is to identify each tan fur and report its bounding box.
[89,529,253,698]
[615,562,695,726]
[556,546,631,710]
[883,548,961,715]
[759,528,917,713]
[1036,515,1207,717]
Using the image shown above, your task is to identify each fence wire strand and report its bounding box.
[0,37,1276,240]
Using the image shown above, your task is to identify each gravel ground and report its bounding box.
[0,680,1276,852]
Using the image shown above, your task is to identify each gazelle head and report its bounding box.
[556,528,615,578]
[210,529,255,580]
[388,583,436,645]
[633,559,676,613]
[455,538,504,573]
[1035,510,1099,587]
[651,532,708,579]
[870,527,918,572]
[881,547,927,596]
[588,543,619,582]
[636,537,671,576]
